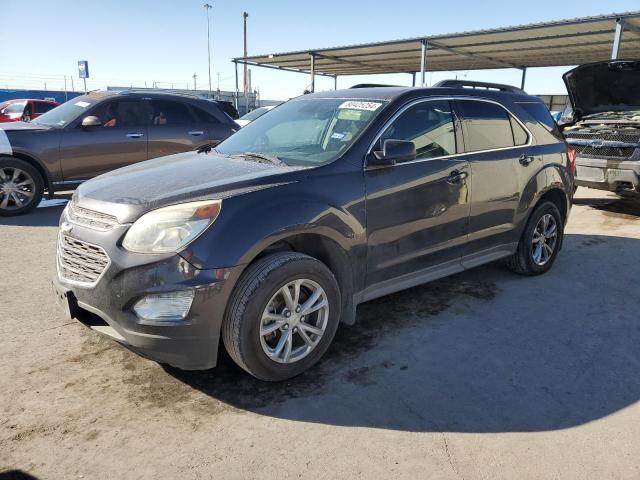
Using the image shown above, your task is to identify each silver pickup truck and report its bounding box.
[562,60,640,198]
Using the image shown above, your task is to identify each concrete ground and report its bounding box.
[1,188,639,479]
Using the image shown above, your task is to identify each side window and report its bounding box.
[191,106,220,124]
[510,116,529,145]
[376,100,456,160]
[90,100,149,128]
[456,100,515,151]
[34,102,56,114]
[149,100,195,126]
[518,102,564,141]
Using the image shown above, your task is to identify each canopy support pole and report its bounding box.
[411,72,416,87]
[310,53,316,92]
[520,67,527,90]
[334,75,338,90]
[420,40,428,87]
[611,18,624,59]
[234,60,239,110]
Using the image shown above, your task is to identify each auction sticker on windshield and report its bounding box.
[339,101,382,111]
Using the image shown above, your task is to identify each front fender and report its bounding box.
[181,181,365,271]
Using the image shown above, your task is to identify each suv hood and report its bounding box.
[563,60,640,118]
[75,151,306,222]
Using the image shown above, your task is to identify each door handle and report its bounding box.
[188,130,204,136]
[519,154,534,166]
[126,132,144,138]
[446,170,468,184]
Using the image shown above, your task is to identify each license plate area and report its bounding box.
[575,166,605,182]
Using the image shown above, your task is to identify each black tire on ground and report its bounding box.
[0,157,44,216]
[505,200,564,276]
[222,252,341,381]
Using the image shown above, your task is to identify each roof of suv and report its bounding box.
[305,86,537,103]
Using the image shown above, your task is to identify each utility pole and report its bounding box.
[243,11,249,114]
[204,3,213,97]
[217,72,220,90]
[193,73,197,91]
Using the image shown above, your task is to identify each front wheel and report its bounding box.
[505,200,564,275]
[0,157,44,216]
[222,252,341,381]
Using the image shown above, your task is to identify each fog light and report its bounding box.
[132,290,195,322]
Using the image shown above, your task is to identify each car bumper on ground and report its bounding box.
[574,156,640,193]
[52,236,242,370]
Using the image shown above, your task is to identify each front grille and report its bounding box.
[68,203,119,231]
[572,145,635,158]
[57,234,110,287]
[565,132,640,144]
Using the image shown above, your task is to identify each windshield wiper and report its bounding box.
[232,152,287,166]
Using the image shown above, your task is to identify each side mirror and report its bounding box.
[81,116,102,128]
[370,139,416,167]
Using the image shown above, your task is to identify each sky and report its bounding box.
[1,0,638,100]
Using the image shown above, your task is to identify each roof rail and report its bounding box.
[433,79,525,94]
[117,89,211,100]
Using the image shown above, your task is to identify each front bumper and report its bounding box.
[574,156,640,193]
[52,220,243,370]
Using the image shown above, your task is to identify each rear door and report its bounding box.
[363,99,471,294]
[32,101,57,119]
[453,98,533,266]
[146,99,213,159]
[59,98,149,180]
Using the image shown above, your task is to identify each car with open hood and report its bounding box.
[52,84,573,381]
[562,60,640,197]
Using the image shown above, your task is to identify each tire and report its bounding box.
[505,200,563,276]
[0,157,44,216]
[222,252,341,381]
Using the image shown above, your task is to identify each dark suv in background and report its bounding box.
[0,90,238,215]
[53,83,573,381]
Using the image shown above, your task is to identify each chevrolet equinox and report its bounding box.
[53,83,573,381]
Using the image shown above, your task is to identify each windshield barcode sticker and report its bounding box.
[74,101,91,108]
[338,101,382,111]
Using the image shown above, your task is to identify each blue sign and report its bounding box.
[78,61,89,79]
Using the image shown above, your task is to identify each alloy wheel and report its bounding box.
[0,167,36,211]
[259,278,329,364]
[531,213,558,266]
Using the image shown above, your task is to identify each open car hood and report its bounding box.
[563,60,640,118]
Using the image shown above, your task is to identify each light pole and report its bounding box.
[204,3,213,97]
[243,11,248,113]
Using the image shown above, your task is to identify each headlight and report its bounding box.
[122,200,221,253]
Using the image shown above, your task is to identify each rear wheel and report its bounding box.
[0,157,44,216]
[222,252,341,381]
[505,200,563,276]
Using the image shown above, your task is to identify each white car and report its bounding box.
[235,105,277,127]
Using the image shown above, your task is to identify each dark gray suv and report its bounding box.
[0,90,238,215]
[53,83,573,381]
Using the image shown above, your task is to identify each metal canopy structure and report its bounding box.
[232,12,640,93]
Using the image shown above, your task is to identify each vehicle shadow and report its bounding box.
[573,194,640,218]
[0,194,70,227]
[166,233,640,433]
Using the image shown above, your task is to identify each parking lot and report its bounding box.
[0,187,637,479]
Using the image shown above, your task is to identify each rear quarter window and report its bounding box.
[456,100,515,151]
[517,102,564,141]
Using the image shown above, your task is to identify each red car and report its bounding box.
[0,99,59,122]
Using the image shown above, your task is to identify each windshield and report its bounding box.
[240,107,270,122]
[32,96,99,127]
[2,102,26,114]
[216,98,385,166]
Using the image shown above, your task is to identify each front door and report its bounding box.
[59,99,149,181]
[363,99,470,297]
